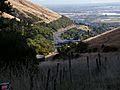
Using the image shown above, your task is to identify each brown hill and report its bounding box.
[7,0,61,23]
[84,27,120,49]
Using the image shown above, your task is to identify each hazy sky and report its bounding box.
[31,0,120,5]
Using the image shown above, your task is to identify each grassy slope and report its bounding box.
[84,27,120,48]
[1,52,120,90]
[0,15,74,56]
[8,0,61,23]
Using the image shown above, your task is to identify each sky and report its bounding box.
[31,0,120,5]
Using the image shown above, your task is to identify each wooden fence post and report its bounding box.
[59,69,62,85]
[68,53,72,84]
[104,57,107,71]
[96,58,99,71]
[30,75,34,90]
[62,67,65,81]
[98,53,101,67]
[87,56,89,70]
[53,79,57,90]
[45,69,51,90]
[87,56,90,81]
[56,63,60,79]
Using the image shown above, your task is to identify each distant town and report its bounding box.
[48,3,120,26]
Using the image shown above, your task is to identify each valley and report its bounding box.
[49,3,120,24]
[48,3,120,47]
[0,0,120,90]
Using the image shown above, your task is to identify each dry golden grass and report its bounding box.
[84,27,120,48]
[77,25,91,31]
[8,0,61,23]
[0,12,20,21]
[0,52,120,90]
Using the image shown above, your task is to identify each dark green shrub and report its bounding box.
[75,42,88,53]
[102,46,118,52]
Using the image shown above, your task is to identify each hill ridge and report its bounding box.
[84,27,120,48]
[8,0,61,23]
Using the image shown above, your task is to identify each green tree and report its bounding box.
[0,18,37,64]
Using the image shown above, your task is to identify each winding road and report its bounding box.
[53,24,79,45]
[45,24,80,59]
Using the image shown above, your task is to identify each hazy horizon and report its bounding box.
[31,0,120,6]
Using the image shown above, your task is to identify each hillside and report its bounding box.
[60,24,91,40]
[7,0,61,23]
[0,0,74,56]
[84,27,120,49]
[1,12,20,21]
[76,25,91,31]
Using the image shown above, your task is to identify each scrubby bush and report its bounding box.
[102,45,118,52]
[75,42,88,53]
[88,46,99,53]
[47,16,74,30]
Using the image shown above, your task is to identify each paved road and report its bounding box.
[53,24,77,45]
[45,24,80,59]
